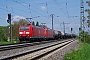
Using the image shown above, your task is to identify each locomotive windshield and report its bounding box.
[20,27,30,30]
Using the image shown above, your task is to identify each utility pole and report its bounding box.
[50,14,54,30]
[63,21,65,34]
[62,21,69,34]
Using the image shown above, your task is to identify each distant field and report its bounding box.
[64,43,90,60]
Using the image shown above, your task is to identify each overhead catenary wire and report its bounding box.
[13,0,47,21]
[18,1,43,12]
[0,7,25,17]
[27,1,53,4]
[0,3,28,14]
[66,2,69,18]
[11,0,53,24]
[29,4,31,14]
[52,0,69,30]
[18,1,38,17]
[37,1,53,4]
[0,0,28,19]
[12,0,48,18]
[28,3,33,17]
[46,3,49,15]
[53,0,69,19]
[0,0,46,22]
[5,0,53,21]
[6,0,8,14]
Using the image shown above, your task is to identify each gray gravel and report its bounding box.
[0,40,64,58]
[0,39,79,60]
[39,39,79,60]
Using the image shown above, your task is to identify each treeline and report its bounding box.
[0,19,40,42]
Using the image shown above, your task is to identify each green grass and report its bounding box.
[0,39,19,45]
[64,43,90,60]
[0,41,14,45]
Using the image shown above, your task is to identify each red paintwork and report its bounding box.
[19,24,55,41]
[19,26,30,37]
[19,24,75,42]
[47,29,53,38]
[19,24,45,40]
[32,26,44,38]
[44,28,54,38]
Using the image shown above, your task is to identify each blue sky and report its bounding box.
[0,0,89,34]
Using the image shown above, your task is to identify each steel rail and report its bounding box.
[0,39,74,60]
[0,40,60,51]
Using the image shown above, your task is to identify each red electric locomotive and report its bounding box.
[18,24,54,42]
[44,28,54,40]
[19,24,45,42]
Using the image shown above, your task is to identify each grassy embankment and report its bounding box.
[64,43,90,60]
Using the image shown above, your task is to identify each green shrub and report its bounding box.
[78,31,90,44]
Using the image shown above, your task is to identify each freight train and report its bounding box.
[18,24,76,42]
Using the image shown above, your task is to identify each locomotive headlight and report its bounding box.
[26,32,29,34]
[19,32,23,34]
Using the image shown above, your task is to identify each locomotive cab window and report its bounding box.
[25,27,30,30]
[20,27,24,30]
[20,27,30,30]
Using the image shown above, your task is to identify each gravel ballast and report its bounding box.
[0,39,79,60]
[39,39,79,60]
[0,40,65,58]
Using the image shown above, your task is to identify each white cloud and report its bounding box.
[12,16,25,20]
[6,15,26,21]
[40,6,47,11]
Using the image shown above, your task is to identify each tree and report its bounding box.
[32,21,35,26]
[12,19,29,39]
[0,26,8,41]
[86,0,90,6]
[36,21,39,26]
[17,19,29,26]
[85,1,90,26]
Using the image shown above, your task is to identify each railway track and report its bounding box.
[0,39,75,60]
[0,40,60,51]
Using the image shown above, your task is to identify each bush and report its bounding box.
[0,26,8,42]
[78,31,90,44]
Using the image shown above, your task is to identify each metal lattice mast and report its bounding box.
[80,0,85,42]
[80,0,84,30]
